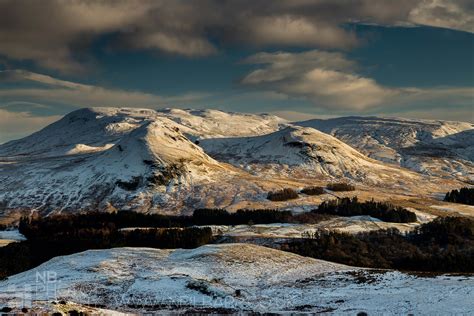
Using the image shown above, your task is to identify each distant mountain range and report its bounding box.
[297,116,474,181]
[0,107,472,215]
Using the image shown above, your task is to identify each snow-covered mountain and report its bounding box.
[1,244,472,314]
[0,108,150,157]
[0,107,466,215]
[295,116,474,182]
[0,107,286,157]
[156,108,288,139]
[0,108,236,214]
[200,125,419,183]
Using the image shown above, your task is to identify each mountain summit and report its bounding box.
[0,107,470,215]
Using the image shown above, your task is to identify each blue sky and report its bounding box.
[0,0,473,143]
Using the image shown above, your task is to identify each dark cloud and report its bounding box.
[0,0,472,72]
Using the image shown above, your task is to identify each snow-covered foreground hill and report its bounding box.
[0,244,472,314]
[295,116,474,182]
[0,107,467,216]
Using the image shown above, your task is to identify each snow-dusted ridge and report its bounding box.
[201,125,421,183]
[295,116,474,181]
[156,107,288,139]
[0,108,234,214]
[0,107,468,215]
[0,244,472,314]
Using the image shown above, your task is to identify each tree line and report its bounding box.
[284,216,474,273]
[314,197,417,223]
[18,208,333,239]
[267,183,355,201]
[3,210,472,278]
[1,198,424,279]
[2,208,334,280]
[0,226,213,280]
[444,187,474,205]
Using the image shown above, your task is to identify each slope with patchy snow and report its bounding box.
[0,244,472,314]
[201,125,422,184]
[0,107,466,216]
[295,116,474,181]
[207,214,429,238]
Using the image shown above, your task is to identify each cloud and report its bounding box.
[0,0,472,72]
[0,69,211,108]
[241,15,358,50]
[409,0,474,33]
[0,0,151,73]
[0,109,61,144]
[288,68,397,110]
[241,50,396,110]
[0,69,94,89]
[241,50,474,111]
[241,50,356,84]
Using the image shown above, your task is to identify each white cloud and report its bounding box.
[241,50,474,111]
[242,50,356,84]
[244,15,358,49]
[129,32,217,57]
[288,68,396,110]
[242,50,396,110]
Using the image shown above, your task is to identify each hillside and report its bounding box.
[0,244,472,314]
[0,107,467,216]
[156,108,287,139]
[201,125,421,184]
[0,109,233,214]
[295,116,474,182]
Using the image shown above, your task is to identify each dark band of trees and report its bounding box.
[444,187,474,205]
[0,227,213,280]
[313,197,417,223]
[284,216,474,273]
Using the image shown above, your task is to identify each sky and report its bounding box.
[0,0,473,143]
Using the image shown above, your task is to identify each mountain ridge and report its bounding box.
[0,107,470,215]
[294,116,474,182]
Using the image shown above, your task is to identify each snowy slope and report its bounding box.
[0,107,286,157]
[156,108,287,139]
[0,109,230,214]
[205,214,428,237]
[201,125,422,183]
[0,108,151,157]
[0,229,26,247]
[295,116,474,181]
[0,244,472,314]
[0,107,466,215]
